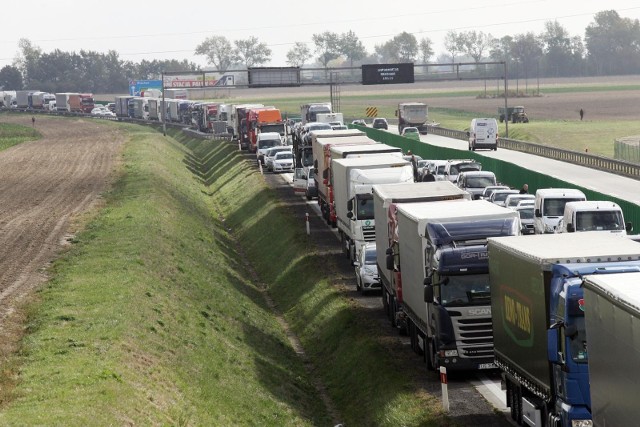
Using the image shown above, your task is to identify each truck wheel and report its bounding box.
[356,277,362,292]
[340,232,349,259]
[382,288,389,317]
[427,338,438,371]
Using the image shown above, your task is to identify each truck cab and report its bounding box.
[534,188,587,234]
[556,200,631,235]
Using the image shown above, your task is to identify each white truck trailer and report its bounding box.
[373,182,472,332]
[583,272,640,427]
[395,102,428,134]
[395,200,520,370]
[332,155,413,262]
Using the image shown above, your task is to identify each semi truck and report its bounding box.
[248,107,284,152]
[488,233,640,426]
[300,102,332,124]
[332,155,413,262]
[55,93,73,112]
[68,93,94,113]
[583,272,640,427]
[311,130,372,225]
[394,200,520,371]
[395,102,428,134]
[373,182,472,332]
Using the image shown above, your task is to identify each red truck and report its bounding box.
[68,93,95,113]
[248,108,284,153]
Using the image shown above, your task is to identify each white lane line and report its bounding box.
[472,374,508,412]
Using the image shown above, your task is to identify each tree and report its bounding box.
[585,10,640,75]
[459,31,492,63]
[540,20,585,77]
[511,32,543,86]
[13,38,42,87]
[418,38,434,64]
[489,35,513,62]
[0,65,22,90]
[286,42,311,67]
[312,31,341,68]
[339,31,367,67]
[195,36,234,72]
[392,32,418,62]
[233,36,272,68]
[443,31,464,62]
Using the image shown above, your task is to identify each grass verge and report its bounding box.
[0,124,330,425]
[0,122,41,150]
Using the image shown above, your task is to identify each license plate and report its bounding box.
[478,363,497,370]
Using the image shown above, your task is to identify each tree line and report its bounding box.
[0,10,638,93]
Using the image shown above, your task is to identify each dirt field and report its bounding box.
[0,114,124,376]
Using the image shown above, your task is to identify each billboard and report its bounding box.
[361,63,414,85]
[162,73,236,88]
[248,67,301,88]
[129,80,163,96]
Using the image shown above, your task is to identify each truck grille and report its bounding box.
[454,317,494,358]
[363,229,376,241]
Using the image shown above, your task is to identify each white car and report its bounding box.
[271,151,295,173]
[353,243,380,294]
[265,146,292,171]
[480,185,510,200]
[91,106,108,116]
[504,194,535,209]
[490,189,520,207]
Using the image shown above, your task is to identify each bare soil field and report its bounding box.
[0,114,124,383]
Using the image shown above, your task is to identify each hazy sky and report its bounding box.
[1,0,639,70]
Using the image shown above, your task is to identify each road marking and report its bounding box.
[472,374,507,413]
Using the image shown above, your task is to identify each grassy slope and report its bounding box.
[0,122,41,150]
[0,123,449,426]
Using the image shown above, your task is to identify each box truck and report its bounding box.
[373,182,472,332]
[332,155,413,262]
[395,102,428,134]
[300,102,331,124]
[489,233,640,426]
[534,188,586,234]
[395,200,520,371]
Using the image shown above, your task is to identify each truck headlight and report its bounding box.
[444,350,458,357]
[571,420,593,427]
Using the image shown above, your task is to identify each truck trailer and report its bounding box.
[395,200,520,371]
[373,182,472,332]
[332,155,413,262]
[489,233,640,427]
[300,102,332,124]
[583,272,640,427]
[395,102,428,134]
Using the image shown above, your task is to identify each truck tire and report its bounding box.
[508,381,523,425]
[381,288,390,317]
[340,232,349,259]
[427,338,438,371]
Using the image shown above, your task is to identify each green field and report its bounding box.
[0,123,450,426]
[0,123,40,150]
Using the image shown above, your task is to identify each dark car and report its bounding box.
[372,118,388,130]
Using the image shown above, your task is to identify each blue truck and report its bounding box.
[488,233,640,426]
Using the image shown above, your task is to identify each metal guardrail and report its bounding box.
[426,125,640,180]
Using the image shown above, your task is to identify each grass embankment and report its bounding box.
[0,124,448,425]
[0,122,40,150]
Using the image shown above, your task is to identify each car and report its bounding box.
[481,185,510,200]
[401,126,420,141]
[351,119,367,126]
[489,189,520,207]
[516,199,535,208]
[305,168,317,200]
[504,194,535,209]
[515,204,535,234]
[426,160,448,181]
[106,103,116,113]
[456,171,498,199]
[372,118,388,130]
[256,132,283,165]
[271,151,295,173]
[416,159,430,177]
[91,106,108,116]
[265,146,292,171]
[353,242,380,294]
[443,159,482,183]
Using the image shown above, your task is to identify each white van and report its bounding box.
[557,201,632,235]
[468,118,498,151]
[534,188,586,234]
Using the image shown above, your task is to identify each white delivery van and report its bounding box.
[468,118,498,151]
[534,188,586,234]
[557,200,632,235]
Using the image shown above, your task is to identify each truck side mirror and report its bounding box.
[626,222,634,233]
[547,328,560,364]
[424,284,434,303]
[347,200,353,211]
[385,253,394,270]
[535,209,542,218]
[466,131,470,137]
[567,223,575,233]
[322,169,328,180]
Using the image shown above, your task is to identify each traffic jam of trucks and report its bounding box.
[6,91,640,426]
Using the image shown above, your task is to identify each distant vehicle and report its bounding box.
[556,200,631,235]
[372,118,388,130]
[480,185,509,200]
[106,102,116,113]
[351,119,367,126]
[265,146,292,172]
[443,159,481,183]
[489,189,519,207]
[504,194,535,209]
[515,204,535,234]
[498,105,529,123]
[416,159,430,177]
[271,151,295,173]
[534,188,587,234]
[426,160,448,181]
[396,102,428,134]
[256,132,283,165]
[353,242,380,294]
[91,106,108,116]
[456,171,497,199]
[331,124,348,131]
[468,118,498,151]
[401,126,420,141]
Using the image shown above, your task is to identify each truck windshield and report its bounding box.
[576,211,624,231]
[568,317,588,363]
[354,194,374,220]
[301,149,313,167]
[543,198,584,216]
[260,124,285,135]
[440,274,490,307]
[259,139,279,149]
[467,176,496,188]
